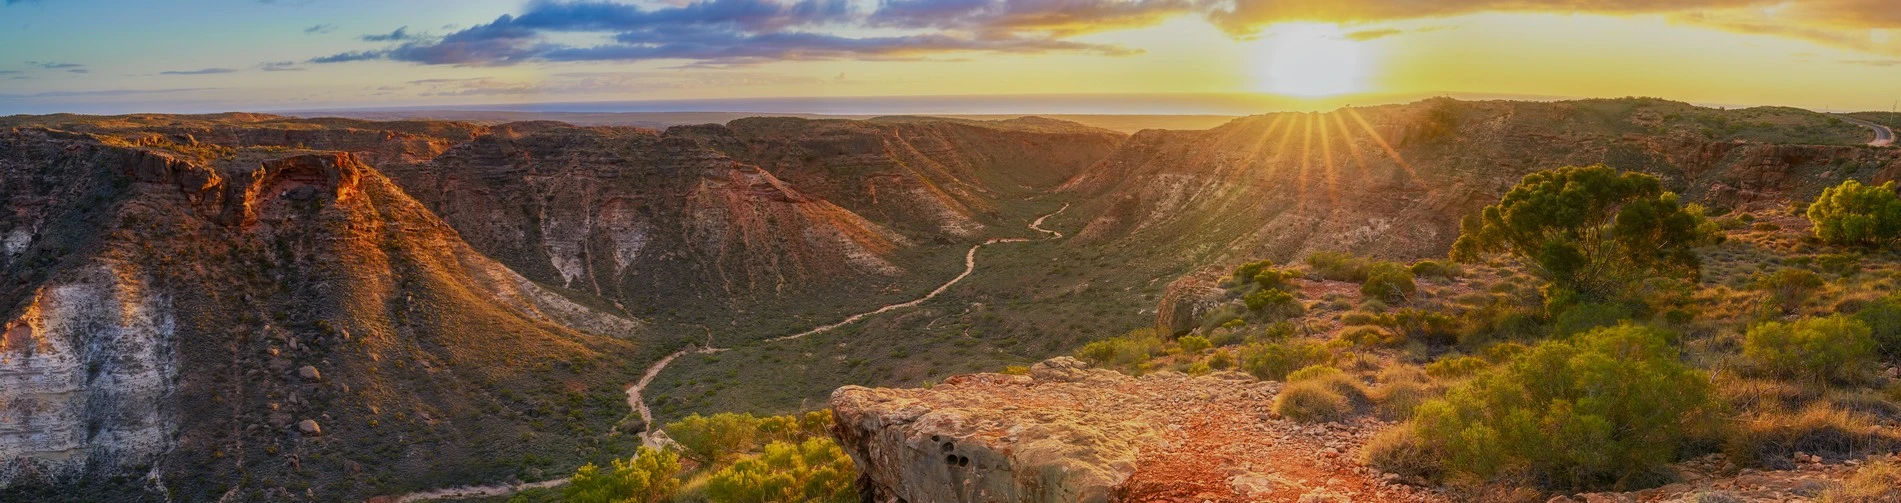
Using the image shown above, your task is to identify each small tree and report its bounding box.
[564,447,682,503]
[1743,315,1877,383]
[667,413,762,467]
[1806,180,1901,246]
[1451,165,1719,303]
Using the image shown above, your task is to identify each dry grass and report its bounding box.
[1819,456,1901,502]
[1725,401,1892,466]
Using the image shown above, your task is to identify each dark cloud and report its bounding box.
[304,24,337,34]
[258,61,305,71]
[309,50,389,63]
[66,68,89,74]
[866,0,1195,36]
[361,26,417,42]
[160,68,239,75]
[25,61,83,69]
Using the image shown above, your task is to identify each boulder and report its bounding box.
[297,365,321,381]
[297,420,321,436]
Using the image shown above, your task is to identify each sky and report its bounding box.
[0,0,1898,115]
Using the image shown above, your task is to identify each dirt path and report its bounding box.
[380,204,1069,502]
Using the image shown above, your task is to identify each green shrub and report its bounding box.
[1243,288,1303,318]
[1754,268,1825,313]
[1177,335,1212,354]
[1239,340,1331,381]
[1409,260,1460,279]
[1451,165,1719,302]
[704,438,857,503]
[1307,251,1372,281]
[1361,263,1417,304]
[1411,324,1719,489]
[1392,308,1458,345]
[1286,364,1343,382]
[1853,296,1901,358]
[1339,310,1394,327]
[564,446,681,503]
[1076,329,1166,370]
[1362,427,1438,478]
[1743,315,1877,382]
[1233,259,1274,283]
[667,413,762,467]
[1275,380,1353,423]
[1339,326,1402,347]
[1549,302,1633,337]
[1424,355,1488,379]
[1806,179,1901,246]
[1206,349,1235,370]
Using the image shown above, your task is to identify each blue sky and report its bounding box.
[2,0,1899,114]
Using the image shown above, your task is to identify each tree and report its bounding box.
[705,438,858,503]
[1451,165,1719,303]
[564,447,682,503]
[667,413,762,467]
[1806,179,1901,246]
[1409,324,1718,489]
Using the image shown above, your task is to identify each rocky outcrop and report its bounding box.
[1155,273,1229,336]
[831,358,1437,503]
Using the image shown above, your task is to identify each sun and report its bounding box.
[1257,23,1371,98]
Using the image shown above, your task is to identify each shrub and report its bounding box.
[1392,308,1458,345]
[1235,259,1299,291]
[1274,379,1353,423]
[1424,355,1488,379]
[1076,329,1166,371]
[1451,165,1719,302]
[564,446,681,503]
[1339,326,1402,347]
[667,413,762,467]
[1361,263,1417,304]
[1000,365,1030,375]
[1743,315,1877,382]
[1362,427,1438,478]
[1243,288,1303,318]
[1549,302,1633,337]
[1411,324,1719,489]
[1853,296,1901,358]
[1373,368,1438,421]
[1307,251,1371,281]
[1177,335,1212,354]
[1409,260,1459,279]
[1754,268,1825,313]
[1339,310,1394,327]
[1206,349,1235,370]
[1286,364,1343,382]
[1806,179,1901,246]
[1239,340,1331,381]
[704,438,857,503]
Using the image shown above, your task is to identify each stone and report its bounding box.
[298,419,322,436]
[297,365,321,381]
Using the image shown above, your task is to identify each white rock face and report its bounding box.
[0,263,176,485]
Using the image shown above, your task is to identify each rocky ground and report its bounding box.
[832,358,1896,503]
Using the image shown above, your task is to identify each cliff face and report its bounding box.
[1060,99,1901,267]
[0,130,649,502]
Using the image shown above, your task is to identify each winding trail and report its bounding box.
[383,203,1069,502]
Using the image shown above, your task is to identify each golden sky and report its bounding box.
[0,0,1897,113]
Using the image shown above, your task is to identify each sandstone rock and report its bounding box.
[298,420,322,436]
[298,365,322,381]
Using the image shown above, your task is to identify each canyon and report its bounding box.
[1,99,1897,501]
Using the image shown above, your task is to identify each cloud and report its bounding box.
[66,69,89,74]
[0,70,19,74]
[160,67,239,75]
[25,61,83,69]
[258,61,305,71]
[4,0,41,5]
[304,24,337,34]
[1343,28,1401,40]
[866,0,1195,36]
[361,26,418,42]
[0,87,221,98]
[310,0,1135,66]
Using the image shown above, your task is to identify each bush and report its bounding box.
[1362,427,1438,479]
[668,413,762,467]
[1076,329,1166,371]
[1286,364,1343,382]
[1206,349,1235,370]
[1409,260,1459,279]
[1853,296,1901,358]
[1339,326,1402,347]
[1177,335,1212,354]
[1340,310,1393,327]
[1361,262,1418,304]
[1243,288,1303,319]
[1743,315,1877,382]
[1410,324,1719,489]
[1754,268,1825,313]
[1806,179,1901,246]
[1451,165,1719,302]
[1239,340,1331,381]
[704,438,857,503]
[1549,302,1633,337]
[1307,251,1372,281]
[565,446,681,503]
[1392,308,1458,345]
[1424,355,1488,379]
[1374,368,1438,421]
[1275,380,1353,423]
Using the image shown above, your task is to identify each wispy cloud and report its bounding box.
[1,87,221,98]
[361,26,418,42]
[258,61,304,71]
[25,60,83,69]
[304,23,337,34]
[160,67,238,75]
